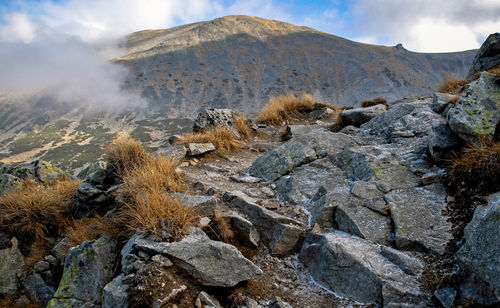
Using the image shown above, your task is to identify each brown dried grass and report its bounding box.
[487,64,500,75]
[448,137,500,194]
[256,93,315,125]
[437,77,469,94]
[65,215,119,246]
[233,114,253,140]
[174,127,243,154]
[361,97,388,109]
[0,178,80,243]
[107,132,149,176]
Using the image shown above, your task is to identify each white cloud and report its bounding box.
[349,0,500,52]
[0,12,36,43]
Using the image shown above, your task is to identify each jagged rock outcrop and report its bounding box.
[456,192,500,304]
[48,237,117,307]
[447,72,500,143]
[193,109,242,137]
[466,32,500,80]
[299,231,426,306]
[0,237,24,297]
[132,230,263,287]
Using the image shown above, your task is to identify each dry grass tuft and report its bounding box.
[233,114,254,140]
[448,137,500,195]
[0,179,80,243]
[437,77,469,94]
[361,97,388,109]
[65,215,119,246]
[113,136,196,240]
[24,240,51,270]
[119,192,196,241]
[256,93,315,125]
[448,95,460,104]
[107,132,149,176]
[487,64,500,75]
[174,127,243,154]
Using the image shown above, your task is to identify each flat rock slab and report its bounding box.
[176,193,218,216]
[187,143,216,156]
[340,104,387,127]
[299,231,425,306]
[386,184,453,255]
[155,145,187,164]
[133,231,262,287]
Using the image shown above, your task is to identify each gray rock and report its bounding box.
[309,107,335,119]
[339,125,360,135]
[335,200,392,245]
[48,236,117,306]
[75,182,112,217]
[421,172,440,185]
[155,145,187,164]
[299,231,425,306]
[361,99,441,140]
[0,237,24,297]
[221,211,260,248]
[303,181,351,228]
[456,192,500,304]
[196,291,221,308]
[193,109,241,137]
[187,142,216,156]
[350,181,387,214]
[176,193,218,216]
[432,93,457,114]
[230,175,262,183]
[168,135,182,145]
[10,161,37,180]
[230,195,304,256]
[133,231,263,287]
[248,128,358,181]
[22,273,56,307]
[33,260,50,273]
[447,72,500,143]
[44,255,59,267]
[0,173,22,196]
[80,161,111,188]
[379,246,424,276]
[121,231,141,275]
[466,33,500,80]
[434,288,456,308]
[386,184,453,255]
[340,104,387,127]
[428,123,462,162]
[102,274,130,308]
[51,237,71,264]
[268,296,290,308]
[151,254,173,267]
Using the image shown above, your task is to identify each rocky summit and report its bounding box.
[0,18,499,308]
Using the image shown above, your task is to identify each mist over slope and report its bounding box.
[116,15,476,116]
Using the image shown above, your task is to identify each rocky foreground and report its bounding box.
[1,35,499,308]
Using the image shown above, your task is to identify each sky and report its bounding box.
[0,0,498,108]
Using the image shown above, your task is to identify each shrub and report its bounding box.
[361,97,388,108]
[256,93,315,125]
[107,132,149,176]
[437,77,468,94]
[174,127,243,154]
[448,137,500,195]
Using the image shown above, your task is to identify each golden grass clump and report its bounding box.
[448,137,500,194]
[361,97,388,109]
[233,114,253,140]
[107,132,149,176]
[0,178,80,242]
[487,64,500,75]
[119,192,196,240]
[256,93,315,125]
[65,216,119,246]
[112,135,196,240]
[437,77,469,94]
[174,127,243,154]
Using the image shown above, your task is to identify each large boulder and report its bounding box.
[0,237,24,297]
[340,104,387,127]
[447,72,500,143]
[48,237,117,307]
[230,194,304,256]
[248,128,358,181]
[299,231,426,306]
[23,273,56,307]
[466,33,500,80]
[385,184,453,255]
[102,274,130,308]
[456,192,500,305]
[431,93,457,114]
[132,230,263,287]
[155,145,187,164]
[428,122,462,162]
[193,109,241,137]
[0,173,22,196]
[360,99,442,140]
[75,182,113,217]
